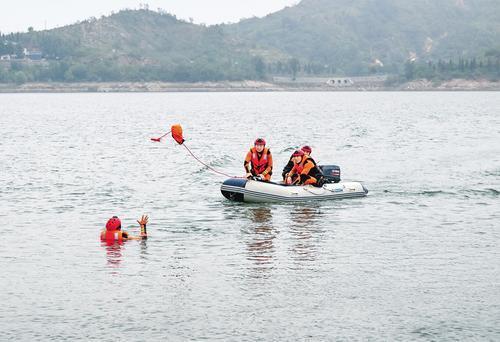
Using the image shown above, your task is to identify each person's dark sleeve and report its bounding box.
[122,231,129,239]
[244,150,252,172]
[282,158,294,176]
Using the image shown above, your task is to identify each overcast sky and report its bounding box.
[0,0,299,33]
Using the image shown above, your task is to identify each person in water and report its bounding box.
[100,215,148,243]
[244,138,273,181]
[282,145,318,181]
[285,149,323,186]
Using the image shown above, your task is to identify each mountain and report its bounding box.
[1,0,499,83]
[2,10,265,81]
[230,0,500,74]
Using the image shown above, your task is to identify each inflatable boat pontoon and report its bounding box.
[221,178,368,203]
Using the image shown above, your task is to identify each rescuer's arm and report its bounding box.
[261,151,273,177]
[244,150,253,178]
[301,160,314,175]
[124,215,149,240]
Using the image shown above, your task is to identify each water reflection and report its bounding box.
[244,207,277,276]
[102,239,149,266]
[103,243,123,267]
[139,240,149,260]
[289,206,324,262]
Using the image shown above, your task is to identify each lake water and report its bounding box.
[0,91,499,341]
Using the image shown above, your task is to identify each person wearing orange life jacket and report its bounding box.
[300,145,323,179]
[282,145,320,181]
[286,150,322,186]
[244,138,273,181]
[100,215,148,244]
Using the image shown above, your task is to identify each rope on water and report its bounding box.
[182,143,243,179]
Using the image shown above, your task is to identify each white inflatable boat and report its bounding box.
[221,178,368,203]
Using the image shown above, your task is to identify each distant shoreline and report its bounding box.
[0,79,499,93]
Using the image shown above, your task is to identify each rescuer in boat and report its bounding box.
[285,149,323,186]
[100,215,148,244]
[244,138,273,181]
[282,145,318,181]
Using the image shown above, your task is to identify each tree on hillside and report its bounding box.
[485,49,500,59]
[288,58,300,80]
[252,56,266,79]
[404,61,415,80]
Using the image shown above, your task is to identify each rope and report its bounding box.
[151,131,171,142]
[182,143,242,179]
[158,131,171,139]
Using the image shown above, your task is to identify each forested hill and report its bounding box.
[231,0,500,74]
[0,10,265,82]
[0,0,499,83]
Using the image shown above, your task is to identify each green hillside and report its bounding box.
[0,10,270,82]
[0,0,499,83]
[231,0,500,74]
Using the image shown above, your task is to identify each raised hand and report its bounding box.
[137,215,149,226]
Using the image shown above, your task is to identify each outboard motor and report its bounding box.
[319,165,341,183]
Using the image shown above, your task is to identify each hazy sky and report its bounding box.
[0,0,299,33]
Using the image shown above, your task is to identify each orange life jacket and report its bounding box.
[295,156,321,177]
[295,156,309,174]
[250,147,271,175]
[101,230,123,243]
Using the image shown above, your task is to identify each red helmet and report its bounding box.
[301,145,312,154]
[106,216,122,231]
[254,138,266,146]
[292,150,305,157]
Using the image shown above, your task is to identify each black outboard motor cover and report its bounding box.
[319,165,341,183]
